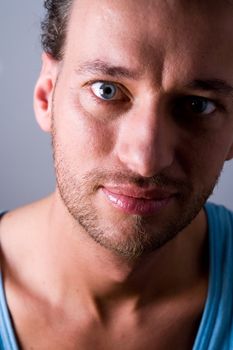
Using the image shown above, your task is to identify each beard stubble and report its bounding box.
[51,115,218,260]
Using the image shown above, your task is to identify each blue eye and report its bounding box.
[186,96,216,115]
[91,82,118,100]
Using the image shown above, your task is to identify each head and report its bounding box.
[35,0,233,259]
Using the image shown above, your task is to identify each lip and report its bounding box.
[101,186,175,216]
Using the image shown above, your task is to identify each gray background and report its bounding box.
[0,2,232,211]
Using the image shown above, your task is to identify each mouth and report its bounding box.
[101,185,176,216]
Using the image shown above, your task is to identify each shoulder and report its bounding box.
[0,195,52,272]
[0,197,54,350]
[205,202,233,231]
[194,204,233,350]
[205,202,233,276]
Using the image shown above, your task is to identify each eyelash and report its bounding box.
[84,80,226,115]
[175,96,225,116]
[86,80,130,104]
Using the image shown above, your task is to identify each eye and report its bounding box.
[91,82,121,101]
[183,96,216,115]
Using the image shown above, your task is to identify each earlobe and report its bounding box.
[34,53,59,133]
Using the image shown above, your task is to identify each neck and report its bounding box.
[39,192,208,312]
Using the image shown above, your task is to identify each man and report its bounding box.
[0,0,233,349]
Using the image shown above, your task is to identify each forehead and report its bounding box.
[67,0,233,42]
[64,0,233,84]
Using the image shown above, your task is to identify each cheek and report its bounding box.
[179,131,230,187]
[53,92,117,167]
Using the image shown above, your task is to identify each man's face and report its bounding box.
[49,0,233,258]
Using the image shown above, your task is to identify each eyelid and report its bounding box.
[190,96,216,113]
[176,95,225,113]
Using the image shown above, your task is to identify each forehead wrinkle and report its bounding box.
[74,59,144,80]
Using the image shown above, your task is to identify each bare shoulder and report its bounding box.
[0,195,53,270]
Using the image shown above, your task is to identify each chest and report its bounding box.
[14,301,203,350]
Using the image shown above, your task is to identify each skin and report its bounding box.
[0,0,233,349]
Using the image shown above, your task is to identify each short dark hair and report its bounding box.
[41,0,73,60]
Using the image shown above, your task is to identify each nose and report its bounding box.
[115,103,176,178]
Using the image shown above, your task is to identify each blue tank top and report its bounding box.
[0,203,233,349]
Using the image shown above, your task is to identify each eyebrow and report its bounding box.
[186,79,233,97]
[75,60,142,80]
[75,60,233,97]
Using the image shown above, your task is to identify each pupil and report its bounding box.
[104,87,113,96]
[100,84,116,99]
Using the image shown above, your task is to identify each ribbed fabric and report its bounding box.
[0,203,233,349]
[0,210,19,350]
[0,272,19,350]
[193,203,233,349]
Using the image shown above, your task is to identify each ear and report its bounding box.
[34,52,59,133]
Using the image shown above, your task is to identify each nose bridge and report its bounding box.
[115,100,175,177]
